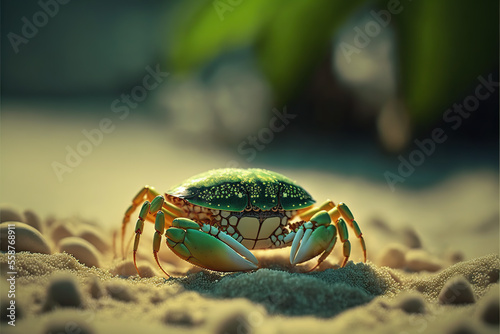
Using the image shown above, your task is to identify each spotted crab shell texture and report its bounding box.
[167,168,315,212]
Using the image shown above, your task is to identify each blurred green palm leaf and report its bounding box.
[168,0,364,102]
[168,0,285,72]
[167,0,497,128]
[255,0,365,103]
[396,0,498,125]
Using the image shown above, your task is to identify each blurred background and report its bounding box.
[1,0,498,260]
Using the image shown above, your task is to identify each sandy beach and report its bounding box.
[0,108,499,333]
[1,155,499,334]
[0,222,498,334]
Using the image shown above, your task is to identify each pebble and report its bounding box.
[45,215,57,227]
[23,209,43,232]
[137,263,158,278]
[50,222,74,243]
[369,217,392,233]
[406,249,442,272]
[215,312,250,334]
[163,309,204,326]
[43,273,83,310]
[487,268,499,284]
[478,291,499,325]
[0,207,23,224]
[394,292,426,314]
[445,250,464,265]
[88,277,105,299]
[446,322,475,334]
[59,237,101,268]
[0,221,51,254]
[105,281,135,302]
[110,260,140,277]
[438,276,476,305]
[401,227,422,248]
[78,225,109,253]
[43,318,94,334]
[377,243,406,269]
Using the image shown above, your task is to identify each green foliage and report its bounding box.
[255,0,364,103]
[167,0,498,126]
[168,0,283,72]
[168,0,364,104]
[396,0,498,125]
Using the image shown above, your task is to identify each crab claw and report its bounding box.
[290,222,336,264]
[166,227,258,272]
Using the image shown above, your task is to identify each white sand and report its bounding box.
[0,250,498,334]
[1,209,499,334]
[1,109,499,333]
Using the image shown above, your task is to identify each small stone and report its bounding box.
[446,322,475,334]
[164,310,194,326]
[44,273,83,310]
[370,217,392,232]
[478,293,499,325]
[45,215,57,227]
[105,281,135,302]
[78,226,109,253]
[163,309,204,326]
[395,292,426,314]
[487,268,499,284]
[50,223,73,243]
[110,260,159,278]
[43,318,94,334]
[401,227,421,248]
[23,209,43,232]
[88,277,105,299]
[445,250,464,264]
[59,237,101,268]
[377,243,406,268]
[0,207,23,224]
[406,249,442,272]
[137,263,158,278]
[110,260,140,277]
[215,312,250,334]
[0,221,51,254]
[438,276,476,305]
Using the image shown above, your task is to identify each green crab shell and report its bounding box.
[167,168,315,212]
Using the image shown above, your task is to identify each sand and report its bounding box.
[0,208,499,334]
[0,111,498,333]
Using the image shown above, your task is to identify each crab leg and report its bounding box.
[165,218,258,272]
[334,218,351,267]
[131,195,178,277]
[152,211,169,277]
[122,186,159,257]
[121,186,183,258]
[328,203,366,263]
[132,201,150,276]
[298,199,336,221]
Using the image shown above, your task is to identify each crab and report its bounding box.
[120,168,366,277]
